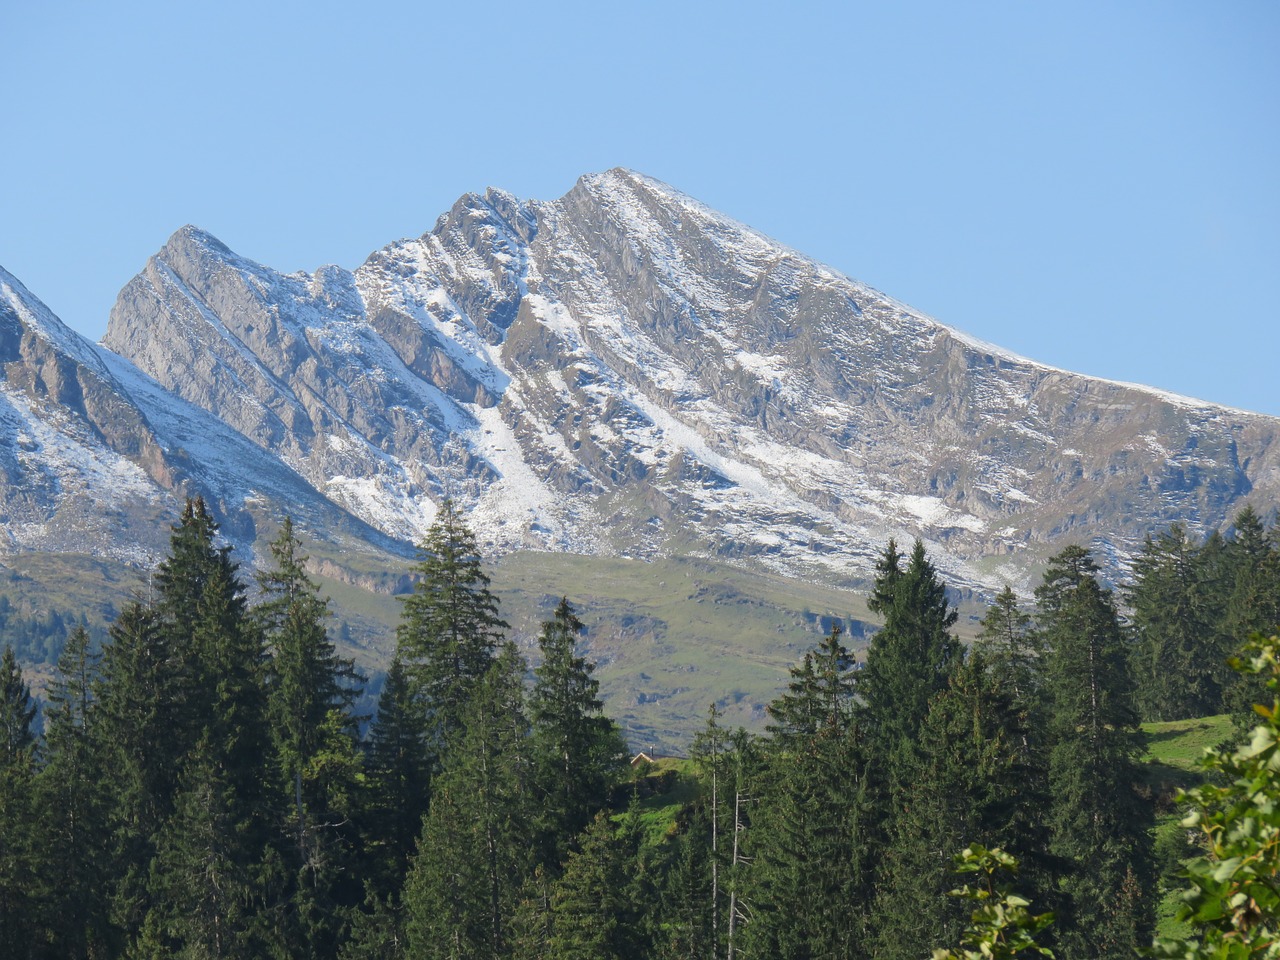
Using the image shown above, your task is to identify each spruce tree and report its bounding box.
[0,646,43,959]
[1036,545,1153,959]
[37,626,113,957]
[361,656,431,899]
[106,499,277,957]
[543,812,644,960]
[858,538,961,778]
[397,498,507,757]
[1127,524,1222,720]
[94,600,175,942]
[528,597,626,873]
[404,643,532,959]
[0,646,35,766]
[871,652,1050,960]
[975,586,1042,714]
[742,625,869,960]
[256,519,364,958]
[1221,507,1280,730]
[140,729,287,960]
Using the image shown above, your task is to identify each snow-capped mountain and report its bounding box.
[5,170,1279,595]
[0,264,407,572]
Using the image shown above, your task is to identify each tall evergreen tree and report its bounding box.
[104,499,278,957]
[543,812,644,960]
[1220,507,1280,730]
[975,586,1042,714]
[871,652,1050,960]
[139,728,287,960]
[361,656,431,900]
[858,538,961,777]
[528,598,626,873]
[256,518,365,960]
[397,498,507,757]
[741,626,869,960]
[0,646,42,959]
[0,646,35,766]
[36,626,114,958]
[1036,545,1153,959]
[1127,524,1222,720]
[404,643,532,960]
[94,600,176,942]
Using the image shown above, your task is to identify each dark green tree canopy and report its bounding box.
[529,598,626,871]
[397,498,508,751]
[0,646,36,767]
[858,538,960,758]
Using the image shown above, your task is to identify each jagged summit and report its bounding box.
[1,171,1277,595]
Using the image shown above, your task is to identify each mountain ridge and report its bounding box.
[0,168,1276,599]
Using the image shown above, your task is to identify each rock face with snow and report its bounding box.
[0,265,404,569]
[4,169,1279,593]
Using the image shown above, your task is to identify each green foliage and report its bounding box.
[404,643,532,960]
[1037,545,1154,958]
[1150,634,1280,960]
[0,593,109,666]
[931,846,1056,960]
[0,648,44,958]
[544,812,645,960]
[0,645,36,765]
[37,625,114,957]
[1220,509,1280,735]
[977,586,1041,702]
[257,518,365,960]
[859,538,961,783]
[396,498,507,754]
[874,652,1051,960]
[528,597,627,872]
[361,656,430,898]
[1128,525,1230,721]
[743,625,869,959]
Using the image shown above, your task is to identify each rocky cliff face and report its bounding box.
[4,169,1277,593]
[0,264,404,569]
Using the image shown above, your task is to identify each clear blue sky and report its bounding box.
[3,0,1277,415]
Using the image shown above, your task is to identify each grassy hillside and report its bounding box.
[1140,713,1233,940]
[1,545,997,751]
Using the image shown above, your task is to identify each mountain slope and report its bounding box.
[96,169,1280,591]
[0,264,409,571]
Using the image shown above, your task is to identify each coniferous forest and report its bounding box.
[1,497,1279,959]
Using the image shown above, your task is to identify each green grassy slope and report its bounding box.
[1140,713,1233,940]
[1,545,994,750]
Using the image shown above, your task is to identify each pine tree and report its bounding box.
[37,626,114,957]
[544,812,644,960]
[0,646,43,959]
[1127,524,1222,720]
[397,499,507,757]
[858,538,961,778]
[361,657,431,899]
[404,643,532,960]
[742,626,869,959]
[256,519,364,958]
[872,652,1050,960]
[528,597,626,873]
[1036,545,1153,959]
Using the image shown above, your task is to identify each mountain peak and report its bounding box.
[22,171,1280,599]
[0,263,109,375]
